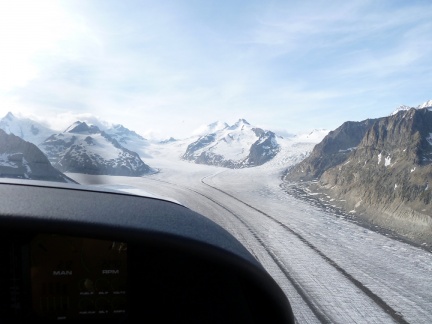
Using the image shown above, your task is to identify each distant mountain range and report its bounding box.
[285,100,432,245]
[183,119,281,168]
[0,112,325,173]
[0,113,154,177]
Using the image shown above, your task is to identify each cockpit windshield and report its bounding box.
[0,1,431,322]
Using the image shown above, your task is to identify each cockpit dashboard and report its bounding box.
[0,180,294,323]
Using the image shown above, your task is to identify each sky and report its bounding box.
[0,0,431,140]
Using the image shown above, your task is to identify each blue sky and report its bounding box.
[0,0,431,139]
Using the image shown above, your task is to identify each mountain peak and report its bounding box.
[64,121,82,133]
[192,121,229,136]
[235,118,250,126]
[4,112,15,120]
[160,137,177,144]
[208,121,229,129]
[0,112,55,145]
[391,105,412,116]
[64,121,100,134]
[228,119,251,130]
[391,99,432,115]
[112,124,127,131]
[109,124,145,140]
[418,99,432,109]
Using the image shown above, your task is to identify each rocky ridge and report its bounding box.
[285,106,432,245]
[286,118,379,180]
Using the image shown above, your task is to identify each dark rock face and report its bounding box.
[66,122,100,134]
[285,108,432,245]
[243,130,280,167]
[30,124,39,135]
[320,109,432,206]
[41,133,77,164]
[0,129,74,183]
[40,122,152,176]
[286,118,379,181]
[183,134,217,161]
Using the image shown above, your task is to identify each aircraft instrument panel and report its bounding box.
[30,234,128,320]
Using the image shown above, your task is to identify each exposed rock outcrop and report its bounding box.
[285,108,432,245]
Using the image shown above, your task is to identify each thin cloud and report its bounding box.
[0,0,431,138]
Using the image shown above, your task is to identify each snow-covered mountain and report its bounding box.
[40,121,153,176]
[0,112,55,145]
[0,129,74,183]
[62,121,150,154]
[192,121,229,136]
[391,99,432,115]
[417,99,432,109]
[246,129,328,173]
[159,137,177,144]
[0,111,328,174]
[0,112,153,171]
[183,119,280,168]
[105,124,149,152]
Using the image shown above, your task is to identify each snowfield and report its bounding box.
[67,136,432,323]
